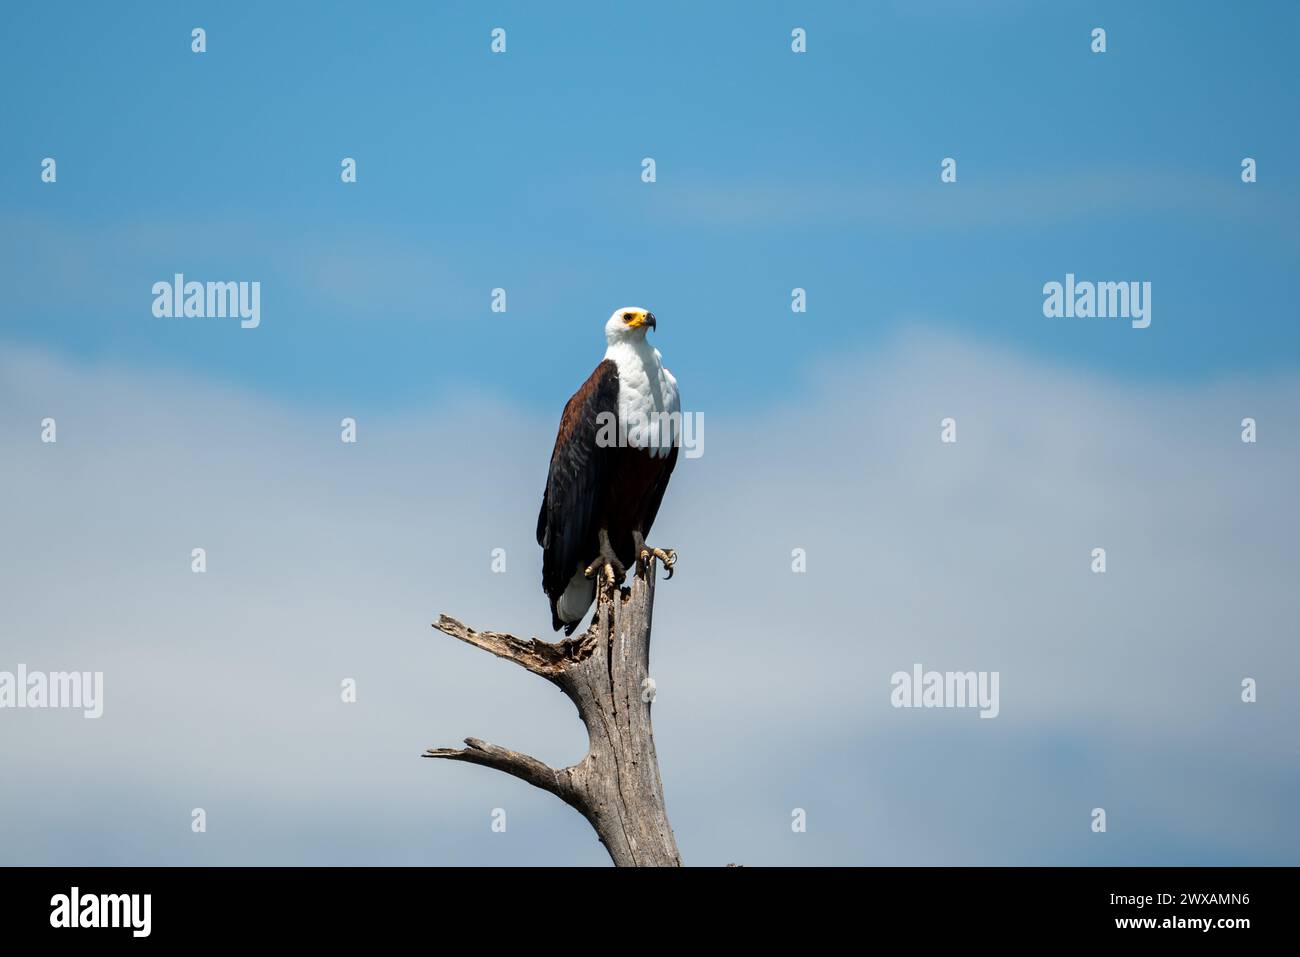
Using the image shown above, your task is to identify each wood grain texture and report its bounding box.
[425,559,681,867]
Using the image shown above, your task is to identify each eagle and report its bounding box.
[537,307,681,634]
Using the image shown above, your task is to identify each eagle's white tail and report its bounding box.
[557,568,595,624]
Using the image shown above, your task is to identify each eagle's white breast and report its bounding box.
[604,339,680,458]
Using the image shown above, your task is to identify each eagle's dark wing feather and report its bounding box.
[538,359,620,605]
[639,442,678,538]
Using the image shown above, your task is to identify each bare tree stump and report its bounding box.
[425,559,682,867]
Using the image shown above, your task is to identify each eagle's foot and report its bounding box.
[583,555,626,586]
[584,529,627,588]
[633,534,677,580]
[641,547,677,579]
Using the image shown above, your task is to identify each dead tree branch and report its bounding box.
[424,561,682,867]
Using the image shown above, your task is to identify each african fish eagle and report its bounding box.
[537,307,680,634]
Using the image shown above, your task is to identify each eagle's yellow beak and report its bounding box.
[625,310,657,330]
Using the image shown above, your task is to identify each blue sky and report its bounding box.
[2,0,1297,415]
[2,2,1298,867]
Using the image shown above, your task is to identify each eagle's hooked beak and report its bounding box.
[624,309,656,331]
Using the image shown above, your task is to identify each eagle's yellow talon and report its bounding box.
[638,546,677,578]
[585,558,621,586]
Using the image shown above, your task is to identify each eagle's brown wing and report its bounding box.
[537,359,620,626]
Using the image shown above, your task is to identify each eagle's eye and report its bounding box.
[623,312,634,322]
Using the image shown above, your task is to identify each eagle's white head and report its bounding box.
[605,307,657,344]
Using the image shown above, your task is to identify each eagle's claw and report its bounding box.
[639,547,677,579]
[584,557,626,586]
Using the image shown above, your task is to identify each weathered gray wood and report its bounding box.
[425,559,682,867]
